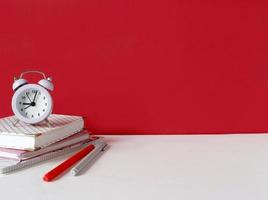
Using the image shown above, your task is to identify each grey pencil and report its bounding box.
[71,141,107,176]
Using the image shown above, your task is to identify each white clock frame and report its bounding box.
[12,84,53,124]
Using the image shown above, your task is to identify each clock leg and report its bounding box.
[44,119,52,128]
[12,118,20,127]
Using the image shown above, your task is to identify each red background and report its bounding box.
[0,0,268,134]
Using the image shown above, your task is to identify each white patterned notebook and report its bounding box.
[0,139,103,175]
[0,114,84,150]
[0,130,91,160]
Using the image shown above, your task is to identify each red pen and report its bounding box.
[43,144,95,182]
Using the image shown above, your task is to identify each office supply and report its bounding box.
[12,70,54,124]
[0,114,84,150]
[43,143,95,182]
[0,140,98,174]
[0,130,91,160]
[71,140,107,176]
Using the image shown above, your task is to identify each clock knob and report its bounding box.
[12,77,28,91]
[38,78,54,91]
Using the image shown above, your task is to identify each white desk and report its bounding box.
[1,134,268,200]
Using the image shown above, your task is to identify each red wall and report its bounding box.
[0,1,268,134]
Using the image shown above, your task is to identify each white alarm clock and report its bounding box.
[11,70,54,124]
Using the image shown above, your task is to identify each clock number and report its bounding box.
[22,96,26,100]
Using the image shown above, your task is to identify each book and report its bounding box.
[0,130,91,160]
[0,137,104,174]
[0,114,84,151]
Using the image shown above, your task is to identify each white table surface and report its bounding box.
[1,134,268,200]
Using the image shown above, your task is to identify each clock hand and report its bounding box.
[33,91,38,103]
[23,103,31,105]
[26,93,32,103]
[24,105,31,110]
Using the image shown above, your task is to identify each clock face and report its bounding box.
[12,84,53,124]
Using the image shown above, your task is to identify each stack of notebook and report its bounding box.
[0,114,102,174]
